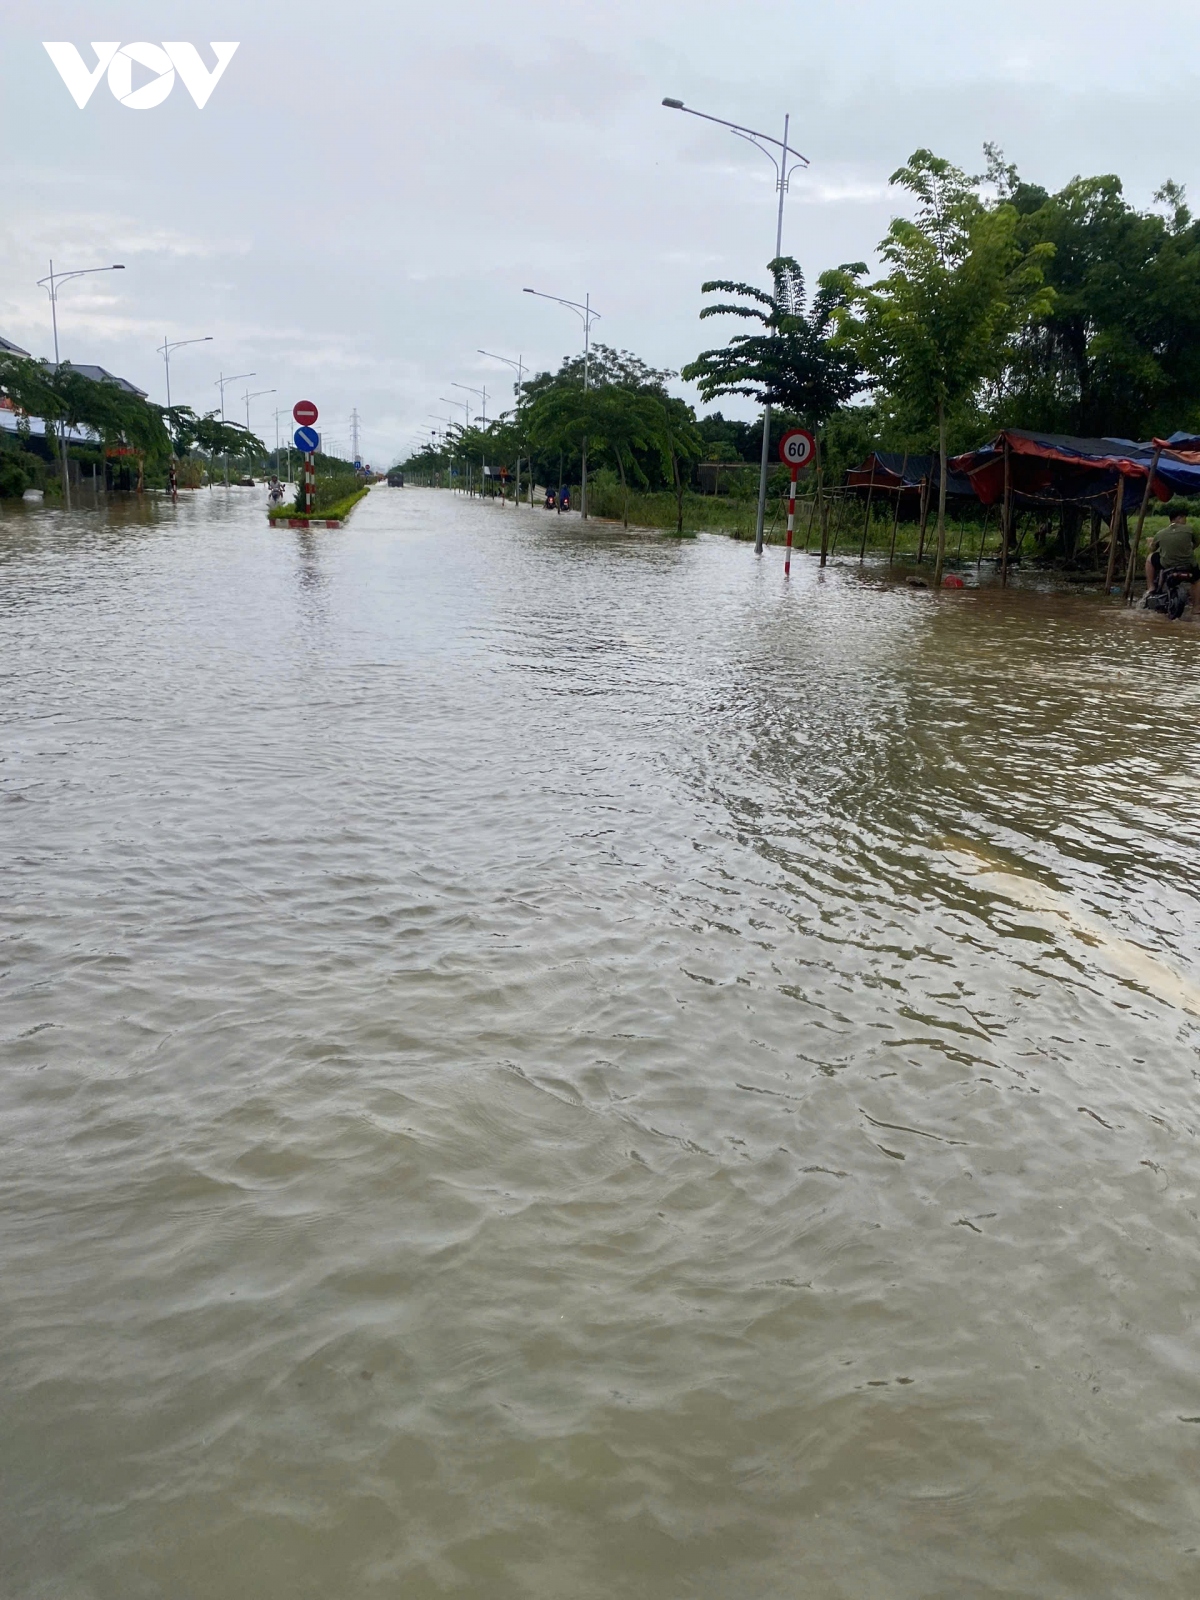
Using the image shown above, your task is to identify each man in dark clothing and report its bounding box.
[1146,508,1200,602]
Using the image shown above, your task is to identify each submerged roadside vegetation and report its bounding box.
[401,144,1200,579]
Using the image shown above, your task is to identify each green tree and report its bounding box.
[658,395,705,533]
[1000,166,1200,437]
[682,256,865,423]
[843,150,1055,582]
[0,355,172,498]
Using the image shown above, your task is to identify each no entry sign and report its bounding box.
[293,400,319,427]
[779,428,816,469]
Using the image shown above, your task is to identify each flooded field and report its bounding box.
[3,485,1200,1599]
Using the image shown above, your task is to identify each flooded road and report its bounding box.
[3,484,1200,1599]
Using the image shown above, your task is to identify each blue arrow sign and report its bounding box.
[294,425,320,452]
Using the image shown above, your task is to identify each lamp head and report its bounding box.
[662,98,684,109]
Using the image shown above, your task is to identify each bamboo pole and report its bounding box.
[1103,478,1124,591]
[1000,440,1013,587]
[1122,446,1162,603]
[858,461,877,562]
[817,436,829,567]
[888,452,908,564]
[803,490,818,550]
[829,491,845,558]
[977,505,991,569]
[916,475,931,563]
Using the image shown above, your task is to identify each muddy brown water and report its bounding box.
[3,485,1200,1599]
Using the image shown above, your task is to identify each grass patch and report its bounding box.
[269,483,369,522]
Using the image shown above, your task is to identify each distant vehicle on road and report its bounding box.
[387,471,404,487]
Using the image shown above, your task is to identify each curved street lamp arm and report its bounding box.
[37,263,127,294]
[523,287,602,329]
[661,99,809,167]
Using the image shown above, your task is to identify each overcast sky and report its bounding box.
[5,1,1200,465]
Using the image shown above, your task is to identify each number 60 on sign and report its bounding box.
[779,429,816,469]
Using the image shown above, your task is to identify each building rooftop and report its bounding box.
[0,335,32,357]
[51,362,148,399]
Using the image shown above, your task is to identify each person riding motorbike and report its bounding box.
[1145,507,1200,612]
[268,475,284,506]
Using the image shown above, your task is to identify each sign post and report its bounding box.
[293,402,319,516]
[294,403,321,515]
[778,429,815,577]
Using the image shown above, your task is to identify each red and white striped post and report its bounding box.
[778,428,816,579]
[784,466,798,577]
[292,403,320,519]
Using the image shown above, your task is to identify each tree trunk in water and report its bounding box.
[54,421,71,509]
[671,449,683,534]
[617,452,628,529]
[817,436,828,568]
[932,401,949,586]
[916,477,931,563]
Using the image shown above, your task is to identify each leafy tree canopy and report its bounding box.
[681,256,865,425]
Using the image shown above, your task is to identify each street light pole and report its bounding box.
[157,334,213,416]
[523,287,601,517]
[451,383,489,497]
[478,349,527,507]
[429,414,459,489]
[214,371,255,486]
[273,407,293,483]
[440,397,470,492]
[35,259,126,508]
[661,98,809,554]
[450,381,488,424]
[37,260,126,367]
[243,389,275,478]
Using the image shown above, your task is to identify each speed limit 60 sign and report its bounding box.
[779,428,816,469]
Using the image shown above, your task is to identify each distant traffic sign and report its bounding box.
[779,428,816,469]
[294,425,320,452]
[293,400,318,427]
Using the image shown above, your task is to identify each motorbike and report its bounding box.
[1144,566,1194,620]
[544,489,557,510]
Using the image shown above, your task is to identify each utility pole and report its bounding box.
[350,408,361,466]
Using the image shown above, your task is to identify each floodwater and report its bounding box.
[3,485,1200,1600]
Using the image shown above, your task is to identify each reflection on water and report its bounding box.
[3,485,1200,1599]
